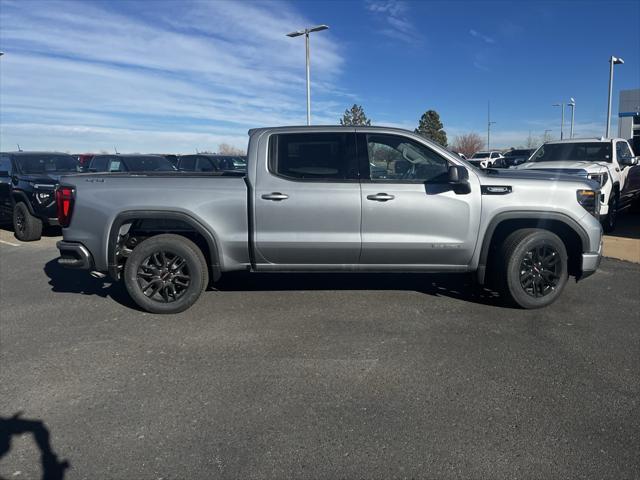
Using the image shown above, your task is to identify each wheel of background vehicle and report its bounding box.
[124,234,208,314]
[601,192,619,233]
[12,202,43,242]
[499,228,568,309]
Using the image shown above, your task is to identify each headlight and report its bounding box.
[577,189,600,217]
[588,172,608,187]
[35,191,53,204]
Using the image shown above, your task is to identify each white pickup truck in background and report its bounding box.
[516,137,640,232]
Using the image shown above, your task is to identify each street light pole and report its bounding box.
[552,103,565,140]
[568,98,576,138]
[606,55,624,138]
[286,24,329,126]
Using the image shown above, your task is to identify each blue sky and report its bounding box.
[0,0,638,153]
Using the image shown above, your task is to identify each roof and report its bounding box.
[544,137,625,144]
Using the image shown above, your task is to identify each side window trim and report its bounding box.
[267,132,360,183]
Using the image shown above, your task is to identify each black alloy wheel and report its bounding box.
[519,244,561,298]
[137,250,191,303]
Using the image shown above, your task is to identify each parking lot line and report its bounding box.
[0,239,21,247]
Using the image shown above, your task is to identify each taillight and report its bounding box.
[56,186,75,227]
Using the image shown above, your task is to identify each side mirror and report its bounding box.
[619,156,638,167]
[448,165,469,183]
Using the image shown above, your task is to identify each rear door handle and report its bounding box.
[261,192,289,201]
[366,193,395,202]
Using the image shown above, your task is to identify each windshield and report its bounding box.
[531,143,612,163]
[472,152,489,158]
[17,154,77,174]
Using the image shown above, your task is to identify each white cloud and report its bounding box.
[0,0,346,151]
[365,0,422,44]
[469,29,495,44]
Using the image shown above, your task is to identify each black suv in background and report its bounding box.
[496,148,536,168]
[0,152,78,241]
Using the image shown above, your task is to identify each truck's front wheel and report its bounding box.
[601,192,618,233]
[124,234,208,314]
[499,228,568,309]
[13,202,43,242]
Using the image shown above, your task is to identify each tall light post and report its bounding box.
[286,24,329,126]
[568,98,576,138]
[552,103,565,139]
[606,55,624,138]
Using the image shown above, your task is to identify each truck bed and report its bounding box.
[60,173,250,272]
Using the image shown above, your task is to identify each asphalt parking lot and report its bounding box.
[1,230,639,479]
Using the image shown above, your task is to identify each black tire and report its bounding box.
[498,228,568,309]
[124,234,208,314]
[13,202,43,242]
[601,192,618,233]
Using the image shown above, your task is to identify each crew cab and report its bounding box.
[0,151,78,241]
[56,126,603,314]
[515,138,640,232]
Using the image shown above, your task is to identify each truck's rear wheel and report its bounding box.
[13,202,43,242]
[124,234,208,314]
[499,228,568,309]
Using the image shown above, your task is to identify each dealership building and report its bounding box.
[618,88,640,142]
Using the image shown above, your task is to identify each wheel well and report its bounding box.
[484,219,583,279]
[111,217,220,282]
[11,193,34,213]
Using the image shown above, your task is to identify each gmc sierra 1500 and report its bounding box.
[56,126,603,314]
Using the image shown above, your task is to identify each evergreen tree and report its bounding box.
[340,104,372,126]
[415,110,447,146]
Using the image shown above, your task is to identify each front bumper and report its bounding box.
[57,241,93,269]
[580,239,603,280]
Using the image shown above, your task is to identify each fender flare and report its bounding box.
[11,191,36,214]
[476,211,590,284]
[107,210,222,281]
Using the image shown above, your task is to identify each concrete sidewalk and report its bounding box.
[603,212,640,263]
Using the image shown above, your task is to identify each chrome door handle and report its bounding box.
[366,193,395,202]
[261,192,289,201]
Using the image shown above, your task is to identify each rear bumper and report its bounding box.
[56,241,93,269]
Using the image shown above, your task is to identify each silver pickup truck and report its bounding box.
[56,126,603,314]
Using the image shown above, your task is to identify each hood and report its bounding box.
[514,160,609,173]
[479,167,598,186]
[19,173,64,185]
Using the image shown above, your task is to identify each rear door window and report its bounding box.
[269,133,358,180]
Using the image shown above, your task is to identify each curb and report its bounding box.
[603,236,640,264]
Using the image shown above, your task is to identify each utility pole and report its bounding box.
[487,101,496,150]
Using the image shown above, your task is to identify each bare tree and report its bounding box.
[525,131,539,149]
[451,133,484,158]
[218,143,246,155]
